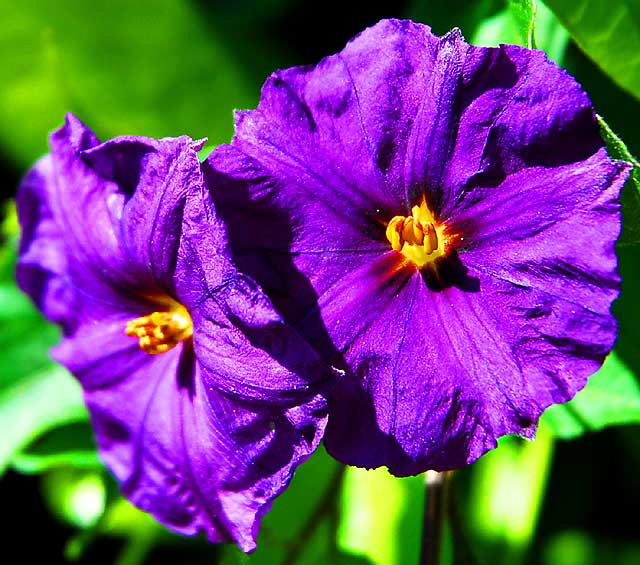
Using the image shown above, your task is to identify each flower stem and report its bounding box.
[420,470,452,565]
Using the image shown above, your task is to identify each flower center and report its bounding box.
[385,197,449,268]
[125,302,193,355]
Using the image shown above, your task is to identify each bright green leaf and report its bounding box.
[338,466,424,565]
[508,0,538,48]
[0,0,254,167]
[597,115,640,245]
[0,365,87,475]
[0,281,60,388]
[544,0,640,101]
[542,352,640,439]
[13,450,100,474]
[473,1,569,65]
[11,422,100,474]
[473,10,522,47]
[0,213,88,476]
[468,428,554,564]
[42,468,106,528]
[533,1,570,63]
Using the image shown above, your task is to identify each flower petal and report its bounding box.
[316,265,616,474]
[18,114,214,307]
[455,149,627,317]
[19,115,332,550]
[228,19,454,217]
[16,156,77,332]
[208,19,627,474]
[206,144,386,330]
[173,168,334,404]
[57,317,326,551]
[81,134,211,293]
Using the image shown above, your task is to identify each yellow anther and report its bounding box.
[125,303,193,355]
[385,196,450,268]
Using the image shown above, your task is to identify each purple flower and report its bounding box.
[206,20,630,475]
[16,114,330,551]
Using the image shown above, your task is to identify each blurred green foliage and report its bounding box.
[0,0,254,167]
[1,1,640,564]
[545,0,640,102]
[542,353,640,438]
[0,207,87,475]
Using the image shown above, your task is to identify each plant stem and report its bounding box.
[420,470,452,565]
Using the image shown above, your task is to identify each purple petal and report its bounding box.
[193,274,332,404]
[56,315,326,551]
[18,115,214,309]
[205,144,387,330]
[456,149,627,317]
[172,172,334,404]
[317,262,616,474]
[81,134,212,293]
[19,114,331,550]
[16,156,77,332]
[208,19,628,474]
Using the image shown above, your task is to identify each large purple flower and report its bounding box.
[16,114,331,551]
[206,19,630,475]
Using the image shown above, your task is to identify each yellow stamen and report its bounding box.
[125,303,193,355]
[385,196,450,268]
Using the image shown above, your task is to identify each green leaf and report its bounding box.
[0,0,254,167]
[507,0,538,48]
[597,114,640,245]
[472,1,569,64]
[533,1,570,63]
[338,467,424,565]
[11,422,100,474]
[0,281,61,388]
[42,468,106,528]
[544,0,640,101]
[472,10,522,47]
[542,352,640,439]
[467,428,554,564]
[0,219,88,475]
[0,365,88,475]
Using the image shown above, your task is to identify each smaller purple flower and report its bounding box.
[206,20,630,475]
[16,114,330,551]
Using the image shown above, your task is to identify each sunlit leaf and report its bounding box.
[542,352,640,439]
[42,468,106,528]
[468,427,554,563]
[0,365,87,475]
[544,0,640,101]
[472,9,521,47]
[12,422,100,474]
[338,467,423,565]
[405,0,500,39]
[507,0,537,48]
[533,1,570,63]
[0,0,254,167]
[473,1,569,65]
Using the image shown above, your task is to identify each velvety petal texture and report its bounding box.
[17,114,331,551]
[206,19,630,475]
